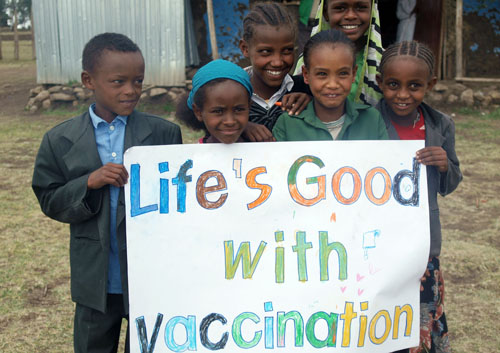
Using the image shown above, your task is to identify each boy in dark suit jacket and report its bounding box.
[32,33,182,353]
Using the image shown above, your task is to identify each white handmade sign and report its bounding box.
[124,141,429,353]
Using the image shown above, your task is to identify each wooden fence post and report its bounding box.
[14,6,19,60]
[455,0,463,79]
[30,7,35,59]
[206,0,219,60]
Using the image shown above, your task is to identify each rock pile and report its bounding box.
[26,84,189,113]
[425,81,500,110]
[26,79,500,112]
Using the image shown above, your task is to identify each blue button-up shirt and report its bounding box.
[89,105,128,293]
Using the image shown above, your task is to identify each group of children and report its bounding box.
[32,1,462,352]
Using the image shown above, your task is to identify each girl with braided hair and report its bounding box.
[239,2,311,142]
[376,40,462,353]
[294,0,384,106]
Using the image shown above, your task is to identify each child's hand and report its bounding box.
[87,163,129,189]
[416,147,448,173]
[243,122,276,142]
[281,93,311,116]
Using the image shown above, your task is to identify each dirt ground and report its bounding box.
[0,62,37,117]
[1,62,499,352]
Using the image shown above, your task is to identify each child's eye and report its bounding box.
[339,71,350,77]
[282,47,294,55]
[112,79,123,84]
[211,108,223,114]
[316,71,327,77]
[332,5,346,12]
[135,79,144,84]
[387,82,398,89]
[234,106,248,113]
[356,5,370,11]
[258,49,271,55]
[409,83,422,90]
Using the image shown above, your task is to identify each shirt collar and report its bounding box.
[89,104,128,128]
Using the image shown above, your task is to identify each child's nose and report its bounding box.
[397,87,410,99]
[270,53,284,67]
[327,77,340,88]
[344,7,357,20]
[123,82,136,95]
[222,112,237,125]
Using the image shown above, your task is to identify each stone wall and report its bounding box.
[26,84,189,113]
[426,81,500,110]
[26,79,500,113]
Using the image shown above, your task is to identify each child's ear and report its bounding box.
[81,71,94,90]
[427,76,438,92]
[302,65,310,84]
[376,74,383,87]
[192,103,203,122]
[239,39,250,58]
[352,65,358,83]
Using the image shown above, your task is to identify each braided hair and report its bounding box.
[380,41,435,77]
[242,2,296,42]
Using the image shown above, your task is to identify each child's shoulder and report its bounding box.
[44,110,91,139]
[347,99,383,120]
[131,110,180,130]
[129,110,182,144]
[420,102,455,131]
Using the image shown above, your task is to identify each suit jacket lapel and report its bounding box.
[61,112,110,249]
[61,112,103,175]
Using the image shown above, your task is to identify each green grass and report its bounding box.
[0,39,34,62]
[0,59,498,353]
[456,106,500,120]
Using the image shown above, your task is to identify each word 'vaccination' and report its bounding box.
[129,155,421,217]
[135,301,413,352]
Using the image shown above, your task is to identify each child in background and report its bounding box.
[295,0,383,106]
[32,33,182,352]
[273,29,387,141]
[176,59,252,144]
[376,40,462,353]
[239,2,311,142]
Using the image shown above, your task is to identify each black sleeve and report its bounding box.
[290,74,312,95]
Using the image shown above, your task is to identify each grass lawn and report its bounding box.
[0,39,34,62]
[0,58,498,352]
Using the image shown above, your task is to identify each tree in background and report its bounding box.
[0,0,9,27]
[0,0,32,60]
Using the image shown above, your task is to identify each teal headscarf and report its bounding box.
[187,59,253,109]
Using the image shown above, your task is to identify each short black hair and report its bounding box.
[303,28,356,69]
[82,32,141,72]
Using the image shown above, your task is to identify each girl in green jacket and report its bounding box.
[273,29,387,142]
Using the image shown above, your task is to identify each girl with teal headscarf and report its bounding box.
[176,59,253,144]
[295,0,383,106]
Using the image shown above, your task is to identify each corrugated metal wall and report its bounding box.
[32,0,185,86]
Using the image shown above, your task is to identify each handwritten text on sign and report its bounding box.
[124,141,430,353]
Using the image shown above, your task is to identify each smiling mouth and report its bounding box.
[219,128,241,135]
[120,99,137,105]
[340,25,361,31]
[394,103,411,108]
[266,70,285,78]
